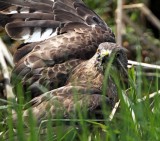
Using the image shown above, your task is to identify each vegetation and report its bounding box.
[0,0,160,141]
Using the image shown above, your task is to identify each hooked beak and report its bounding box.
[100,49,112,58]
[100,49,112,65]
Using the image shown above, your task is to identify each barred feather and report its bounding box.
[12,43,128,125]
[0,0,113,42]
[12,59,82,98]
[0,0,116,99]
[16,85,109,126]
[0,0,129,127]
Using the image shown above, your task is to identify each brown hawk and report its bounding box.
[0,0,115,99]
[0,0,128,125]
[12,43,128,126]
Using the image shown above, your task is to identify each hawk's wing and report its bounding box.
[0,0,115,97]
[0,0,114,42]
[12,85,110,127]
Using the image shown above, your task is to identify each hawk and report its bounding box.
[13,43,128,127]
[0,0,115,99]
[0,0,128,124]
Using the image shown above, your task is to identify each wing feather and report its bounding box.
[13,85,108,126]
[11,22,115,98]
[0,0,114,42]
[12,58,82,98]
[0,0,116,99]
[0,0,53,13]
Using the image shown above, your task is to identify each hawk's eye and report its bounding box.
[116,53,120,58]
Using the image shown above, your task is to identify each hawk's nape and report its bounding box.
[0,0,116,99]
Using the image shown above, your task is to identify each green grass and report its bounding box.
[0,60,160,141]
[0,0,160,140]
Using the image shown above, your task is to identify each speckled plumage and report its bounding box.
[0,0,128,125]
[11,43,127,126]
[0,0,115,98]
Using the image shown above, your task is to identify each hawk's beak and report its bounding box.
[100,49,112,64]
[100,49,112,58]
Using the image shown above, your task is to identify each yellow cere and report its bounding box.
[100,49,112,57]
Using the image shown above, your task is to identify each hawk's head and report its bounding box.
[95,42,128,76]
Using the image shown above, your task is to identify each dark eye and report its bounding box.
[116,53,120,58]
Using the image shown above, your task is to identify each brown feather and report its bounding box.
[11,43,128,126]
[0,0,125,123]
[0,0,114,42]
[10,23,115,99]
